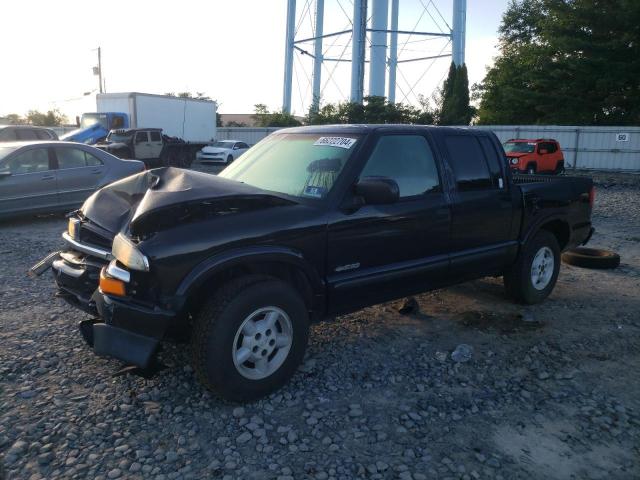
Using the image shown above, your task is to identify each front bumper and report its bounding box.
[91,293,176,368]
[42,246,177,369]
[196,153,227,163]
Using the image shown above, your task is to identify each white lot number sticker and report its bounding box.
[314,137,357,149]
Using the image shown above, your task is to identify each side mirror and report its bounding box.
[354,177,400,205]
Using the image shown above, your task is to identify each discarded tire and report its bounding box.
[561,247,620,269]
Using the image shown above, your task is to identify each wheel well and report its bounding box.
[527,162,537,171]
[540,220,570,250]
[187,261,314,318]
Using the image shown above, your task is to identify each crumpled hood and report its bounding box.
[81,167,291,234]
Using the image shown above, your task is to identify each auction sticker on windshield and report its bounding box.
[313,137,357,149]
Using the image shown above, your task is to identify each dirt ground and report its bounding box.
[0,170,639,480]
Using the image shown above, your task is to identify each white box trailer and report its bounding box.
[96,92,217,143]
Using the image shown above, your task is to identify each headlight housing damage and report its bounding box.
[112,233,149,271]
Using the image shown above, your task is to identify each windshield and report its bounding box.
[504,141,535,153]
[106,131,134,142]
[80,113,109,130]
[212,141,235,148]
[219,133,360,199]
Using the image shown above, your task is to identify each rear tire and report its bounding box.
[504,230,560,304]
[191,275,309,402]
[554,161,565,175]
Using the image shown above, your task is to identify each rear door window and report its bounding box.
[149,131,161,142]
[477,136,504,188]
[360,135,440,198]
[56,148,90,169]
[35,129,53,140]
[135,132,149,143]
[444,135,493,191]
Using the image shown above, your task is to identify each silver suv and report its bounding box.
[0,125,58,142]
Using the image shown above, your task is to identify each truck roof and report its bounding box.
[111,128,162,134]
[277,124,488,136]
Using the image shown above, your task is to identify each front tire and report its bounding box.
[227,154,234,164]
[191,276,309,402]
[504,230,561,304]
[527,164,536,175]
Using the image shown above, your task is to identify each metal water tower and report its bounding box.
[282,0,467,114]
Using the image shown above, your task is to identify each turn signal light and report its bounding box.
[99,269,126,297]
[589,186,596,208]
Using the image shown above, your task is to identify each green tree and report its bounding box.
[306,96,435,125]
[475,0,640,125]
[439,63,474,125]
[251,104,302,127]
[216,114,223,128]
[26,109,67,126]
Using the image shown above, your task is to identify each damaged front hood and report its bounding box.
[81,167,292,234]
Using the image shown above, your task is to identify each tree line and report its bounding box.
[250,0,639,127]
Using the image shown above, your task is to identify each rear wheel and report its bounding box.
[191,276,309,402]
[504,230,560,304]
[554,161,565,175]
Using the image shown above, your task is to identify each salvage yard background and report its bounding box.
[216,126,640,171]
[1,171,639,480]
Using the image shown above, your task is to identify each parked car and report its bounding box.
[0,141,144,219]
[32,125,594,401]
[504,138,565,174]
[0,125,58,142]
[195,140,250,165]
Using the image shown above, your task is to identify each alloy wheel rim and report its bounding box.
[531,246,554,291]
[232,306,293,380]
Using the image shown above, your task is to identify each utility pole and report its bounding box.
[97,47,103,94]
[282,0,296,113]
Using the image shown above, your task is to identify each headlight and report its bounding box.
[510,158,519,165]
[68,218,80,241]
[112,233,149,271]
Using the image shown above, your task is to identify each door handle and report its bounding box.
[91,169,102,175]
[41,175,55,181]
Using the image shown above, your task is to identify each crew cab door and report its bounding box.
[53,146,106,208]
[440,133,516,277]
[149,130,164,158]
[327,133,451,314]
[134,131,151,159]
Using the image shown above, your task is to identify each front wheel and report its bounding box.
[227,154,234,164]
[527,165,536,175]
[191,276,309,402]
[504,230,560,304]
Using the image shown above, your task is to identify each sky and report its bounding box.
[0,0,509,121]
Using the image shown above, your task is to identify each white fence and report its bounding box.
[218,125,640,171]
[475,125,640,171]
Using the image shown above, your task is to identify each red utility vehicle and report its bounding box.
[504,138,565,174]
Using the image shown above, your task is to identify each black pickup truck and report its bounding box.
[32,125,595,401]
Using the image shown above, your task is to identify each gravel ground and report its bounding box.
[1,171,639,480]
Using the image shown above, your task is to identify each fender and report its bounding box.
[175,245,325,299]
[520,211,570,248]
